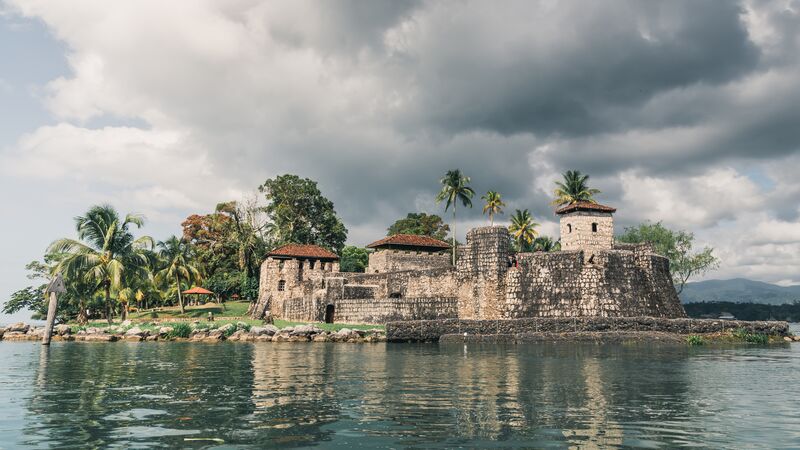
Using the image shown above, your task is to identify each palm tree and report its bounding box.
[533,236,561,252]
[155,236,202,314]
[481,190,506,226]
[49,205,154,324]
[508,209,539,252]
[551,170,601,207]
[436,169,475,264]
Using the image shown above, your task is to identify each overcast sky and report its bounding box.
[2,0,800,322]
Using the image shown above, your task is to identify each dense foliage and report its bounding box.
[259,174,348,253]
[5,173,352,322]
[617,222,719,294]
[387,213,450,240]
[684,301,800,322]
[340,246,369,273]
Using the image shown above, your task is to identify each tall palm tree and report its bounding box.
[533,236,561,252]
[155,236,202,314]
[49,205,154,324]
[508,209,539,252]
[481,190,506,226]
[436,169,475,264]
[551,170,601,207]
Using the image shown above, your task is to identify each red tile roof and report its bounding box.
[555,201,617,215]
[366,234,451,249]
[268,243,339,260]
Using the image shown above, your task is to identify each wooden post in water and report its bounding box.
[43,273,66,346]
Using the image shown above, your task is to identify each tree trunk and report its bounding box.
[176,274,185,314]
[452,203,457,265]
[105,283,113,324]
[120,301,128,321]
[77,299,88,325]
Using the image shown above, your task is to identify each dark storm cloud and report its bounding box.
[395,1,760,138]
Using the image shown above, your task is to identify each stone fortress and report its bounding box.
[251,201,686,324]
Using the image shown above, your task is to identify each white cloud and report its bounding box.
[1,0,800,293]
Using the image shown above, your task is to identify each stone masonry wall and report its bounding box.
[256,224,686,324]
[386,317,791,342]
[277,267,459,323]
[367,249,451,274]
[456,226,510,320]
[503,245,685,318]
[333,297,459,324]
[559,211,613,254]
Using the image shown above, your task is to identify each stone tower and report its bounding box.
[556,201,616,255]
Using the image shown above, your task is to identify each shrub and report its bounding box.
[732,328,770,344]
[687,335,705,346]
[168,323,192,339]
[150,311,158,319]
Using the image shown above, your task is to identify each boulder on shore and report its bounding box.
[250,325,279,336]
[125,327,147,337]
[55,324,71,336]
[291,325,323,336]
[7,322,30,333]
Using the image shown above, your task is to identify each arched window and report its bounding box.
[278,280,286,291]
[567,224,572,233]
[592,223,598,233]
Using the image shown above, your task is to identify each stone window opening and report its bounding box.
[567,224,572,233]
[389,292,403,299]
[278,280,286,291]
[321,279,326,288]
[278,259,285,269]
[592,222,598,233]
[309,260,316,269]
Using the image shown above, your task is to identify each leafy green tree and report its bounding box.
[215,199,271,279]
[551,170,601,207]
[340,246,370,272]
[155,236,202,314]
[259,174,348,253]
[481,190,506,226]
[435,169,475,264]
[205,271,242,302]
[509,209,539,252]
[617,222,720,294]
[533,236,561,252]
[48,205,154,323]
[4,259,101,324]
[387,213,450,240]
[3,286,46,318]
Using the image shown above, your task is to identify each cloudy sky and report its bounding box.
[2,0,800,320]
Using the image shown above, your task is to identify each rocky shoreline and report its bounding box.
[0,322,387,343]
[386,317,796,342]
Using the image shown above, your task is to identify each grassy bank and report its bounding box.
[73,301,384,333]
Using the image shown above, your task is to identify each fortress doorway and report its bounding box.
[325,304,335,323]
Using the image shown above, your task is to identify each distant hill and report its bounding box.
[680,278,800,305]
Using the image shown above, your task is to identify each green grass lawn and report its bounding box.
[128,301,251,320]
[76,301,385,332]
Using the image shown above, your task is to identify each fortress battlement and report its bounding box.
[252,205,686,324]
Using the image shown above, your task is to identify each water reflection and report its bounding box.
[7,340,798,448]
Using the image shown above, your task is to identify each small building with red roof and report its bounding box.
[268,243,339,261]
[365,234,451,274]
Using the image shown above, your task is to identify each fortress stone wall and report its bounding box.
[253,207,686,324]
[367,249,451,274]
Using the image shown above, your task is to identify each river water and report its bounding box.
[0,335,798,449]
